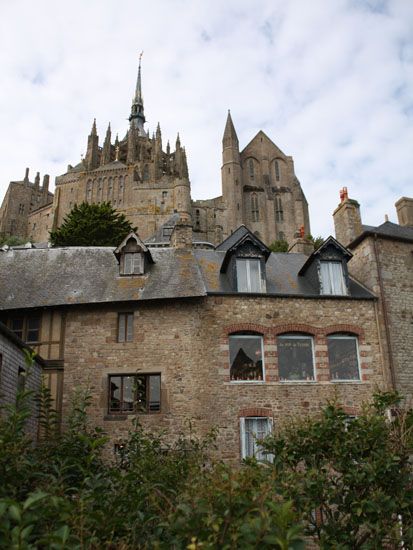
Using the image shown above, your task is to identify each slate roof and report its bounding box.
[0,243,374,312]
[349,221,413,248]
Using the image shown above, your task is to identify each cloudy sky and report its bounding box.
[0,0,412,238]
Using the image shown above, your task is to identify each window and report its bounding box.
[236,258,263,293]
[229,334,264,382]
[248,158,254,179]
[10,316,41,343]
[123,253,143,275]
[118,313,134,342]
[240,417,272,460]
[277,334,315,381]
[327,334,360,381]
[108,374,161,414]
[274,160,280,182]
[320,261,347,295]
[275,197,283,222]
[251,194,259,222]
[17,367,26,394]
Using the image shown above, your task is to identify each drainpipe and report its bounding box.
[373,234,396,390]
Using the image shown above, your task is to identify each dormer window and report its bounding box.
[320,261,347,295]
[123,253,144,275]
[114,231,154,276]
[236,258,263,293]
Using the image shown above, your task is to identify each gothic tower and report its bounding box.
[221,111,243,236]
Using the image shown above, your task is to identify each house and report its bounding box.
[0,222,386,461]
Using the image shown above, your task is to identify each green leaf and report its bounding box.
[23,491,48,510]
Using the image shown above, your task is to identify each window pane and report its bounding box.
[135,375,147,412]
[278,336,314,381]
[244,418,271,460]
[118,314,126,342]
[26,317,40,342]
[230,335,263,381]
[122,376,135,412]
[133,254,143,275]
[148,375,161,412]
[236,259,261,293]
[126,313,134,342]
[320,261,346,295]
[109,376,121,411]
[11,318,23,340]
[124,253,134,274]
[328,336,359,380]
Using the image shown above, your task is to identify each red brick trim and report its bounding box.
[225,323,267,336]
[274,324,318,336]
[238,407,272,418]
[323,325,365,337]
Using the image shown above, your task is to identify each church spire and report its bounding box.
[222,110,238,147]
[129,52,146,136]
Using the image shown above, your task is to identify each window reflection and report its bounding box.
[229,335,264,382]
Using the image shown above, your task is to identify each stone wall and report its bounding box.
[61,294,385,462]
[348,236,413,401]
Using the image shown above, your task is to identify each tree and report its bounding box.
[263,392,413,548]
[49,202,136,246]
[269,239,289,253]
[306,234,324,250]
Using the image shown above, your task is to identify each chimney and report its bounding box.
[288,227,314,256]
[34,171,40,189]
[333,188,362,247]
[170,213,193,249]
[24,167,29,183]
[42,174,50,201]
[395,197,413,227]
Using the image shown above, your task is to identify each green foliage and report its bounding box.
[262,392,413,548]
[269,239,289,253]
[305,234,324,250]
[0,235,27,246]
[49,201,136,246]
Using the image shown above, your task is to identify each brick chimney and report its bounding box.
[333,187,362,247]
[395,197,413,227]
[171,213,193,249]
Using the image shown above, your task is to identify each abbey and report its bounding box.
[0,61,310,247]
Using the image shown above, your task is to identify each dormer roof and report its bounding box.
[114,231,154,264]
[298,236,352,276]
[217,225,271,273]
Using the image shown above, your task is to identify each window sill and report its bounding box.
[229,381,266,385]
[331,380,362,384]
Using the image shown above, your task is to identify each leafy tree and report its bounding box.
[263,392,413,548]
[269,239,289,253]
[49,202,136,246]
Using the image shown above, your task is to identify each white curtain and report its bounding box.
[320,262,346,295]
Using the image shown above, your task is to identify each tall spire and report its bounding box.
[129,51,146,136]
[223,110,238,147]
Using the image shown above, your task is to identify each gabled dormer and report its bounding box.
[114,231,154,276]
[218,226,270,293]
[298,236,352,296]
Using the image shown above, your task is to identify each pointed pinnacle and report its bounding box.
[223,110,238,143]
[91,118,97,135]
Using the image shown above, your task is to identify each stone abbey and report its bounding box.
[0,59,310,246]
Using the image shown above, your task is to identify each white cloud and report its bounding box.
[0,0,412,238]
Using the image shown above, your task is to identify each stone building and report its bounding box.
[0,321,44,436]
[0,222,387,460]
[334,192,413,403]
[0,60,309,247]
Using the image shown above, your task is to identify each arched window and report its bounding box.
[327,334,360,381]
[277,333,315,381]
[278,231,285,241]
[274,160,280,182]
[143,165,149,181]
[86,180,92,202]
[275,197,283,222]
[248,158,254,180]
[251,193,259,222]
[229,333,264,382]
[108,177,113,200]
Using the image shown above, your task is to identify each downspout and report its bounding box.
[373,234,396,390]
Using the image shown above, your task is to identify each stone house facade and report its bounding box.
[0,321,44,436]
[334,193,413,403]
[0,61,309,248]
[0,224,387,460]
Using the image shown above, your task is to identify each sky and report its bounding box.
[0,0,412,238]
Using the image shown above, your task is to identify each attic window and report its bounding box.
[320,261,347,295]
[236,258,264,293]
[123,253,144,275]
